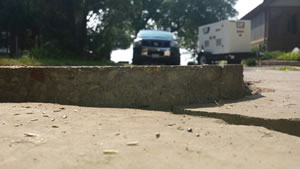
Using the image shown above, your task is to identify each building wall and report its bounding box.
[250,12,266,48]
[270,0,300,7]
[267,7,300,51]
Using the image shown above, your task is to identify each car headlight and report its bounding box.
[170,41,179,47]
[133,38,142,47]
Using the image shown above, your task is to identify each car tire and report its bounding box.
[132,51,143,65]
[172,56,180,65]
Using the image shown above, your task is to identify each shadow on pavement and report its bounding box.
[173,108,300,138]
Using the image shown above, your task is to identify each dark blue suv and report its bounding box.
[132,30,180,65]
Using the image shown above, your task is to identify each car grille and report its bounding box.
[142,40,170,48]
[148,51,164,56]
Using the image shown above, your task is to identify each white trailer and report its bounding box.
[197,20,252,64]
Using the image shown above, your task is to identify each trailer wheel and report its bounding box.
[198,55,208,65]
[228,59,241,64]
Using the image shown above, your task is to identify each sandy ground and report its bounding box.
[1,66,300,169]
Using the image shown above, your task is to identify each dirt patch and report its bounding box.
[245,81,275,95]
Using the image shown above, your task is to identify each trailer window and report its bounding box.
[288,15,297,34]
[204,40,209,47]
[203,27,210,34]
[236,22,245,29]
[216,39,222,46]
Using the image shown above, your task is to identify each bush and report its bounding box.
[28,42,80,59]
[277,53,300,61]
[261,51,284,60]
[243,58,257,66]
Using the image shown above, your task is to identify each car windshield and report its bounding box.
[137,30,174,40]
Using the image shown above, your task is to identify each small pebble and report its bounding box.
[24,132,39,137]
[155,132,160,138]
[127,141,139,146]
[14,124,22,127]
[62,115,68,119]
[177,126,184,131]
[31,119,39,122]
[196,133,200,137]
[52,125,59,128]
[103,150,119,155]
[187,128,193,133]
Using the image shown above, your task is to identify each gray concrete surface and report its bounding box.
[0,66,300,169]
[177,67,300,137]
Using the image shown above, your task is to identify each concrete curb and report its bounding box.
[0,65,245,110]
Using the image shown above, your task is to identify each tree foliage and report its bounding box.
[0,0,237,59]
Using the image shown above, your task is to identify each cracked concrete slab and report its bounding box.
[182,67,300,120]
[0,67,300,169]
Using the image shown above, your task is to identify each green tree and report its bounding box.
[157,0,238,50]
[0,0,39,57]
[0,0,238,60]
[127,0,164,34]
[87,0,133,59]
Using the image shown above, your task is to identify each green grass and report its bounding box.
[259,51,300,61]
[277,53,300,61]
[0,56,120,66]
[243,51,300,66]
[275,66,300,72]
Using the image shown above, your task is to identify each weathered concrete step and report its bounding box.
[0,65,245,110]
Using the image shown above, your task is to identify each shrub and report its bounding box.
[261,51,284,60]
[277,53,300,61]
[29,42,79,59]
[243,58,257,66]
